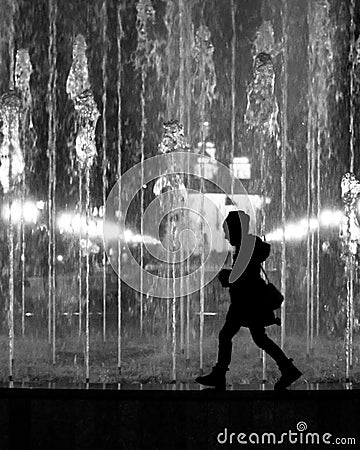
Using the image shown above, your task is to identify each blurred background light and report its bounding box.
[266,209,343,242]
[2,200,39,224]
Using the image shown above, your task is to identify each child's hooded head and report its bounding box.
[223,210,250,246]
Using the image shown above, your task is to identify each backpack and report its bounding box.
[260,265,284,310]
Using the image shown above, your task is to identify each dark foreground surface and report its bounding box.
[0,385,359,449]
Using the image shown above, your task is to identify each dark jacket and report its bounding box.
[219,235,278,327]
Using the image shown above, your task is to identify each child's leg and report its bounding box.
[196,305,241,389]
[249,325,302,389]
[249,326,289,368]
[216,304,242,370]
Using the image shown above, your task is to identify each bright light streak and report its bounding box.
[309,218,318,230]
[285,223,307,240]
[103,221,121,240]
[266,229,283,242]
[131,234,143,243]
[266,209,342,242]
[58,213,72,231]
[333,211,343,224]
[57,212,104,238]
[23,201,39,223]
[320,209,343,226]
[2,200,39,224]
[124,230,133,242]
[88,220,102,237]
[299,219,309,230]
[320,209,333,226]
[71,214,82,233]
[6,202,22,222]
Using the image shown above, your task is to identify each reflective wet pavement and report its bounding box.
[0,380,358,390]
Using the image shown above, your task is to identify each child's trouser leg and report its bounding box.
[216,305,242,370]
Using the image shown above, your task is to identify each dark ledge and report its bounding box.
[0,386,359,449]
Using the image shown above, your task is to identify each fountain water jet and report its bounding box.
[47,0,57,367]
[306,0,334,355]
[192,24,216,374]
[0,91,22,382]
[135,0,155,337]
[280,0,289,351]
[101,0,108,343]
[340,173,360,381]
[15,48,33,337]
[153,119,189,381]
[245,22,281,380]
[116,0,123,376]
[66,34,91,340]
[67,34,100,382]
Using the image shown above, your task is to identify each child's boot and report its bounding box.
[195,365,228,390]
[274,358,302,390]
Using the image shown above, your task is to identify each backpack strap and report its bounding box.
[260,265,270,284]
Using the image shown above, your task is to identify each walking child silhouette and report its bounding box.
[195,210,302,390]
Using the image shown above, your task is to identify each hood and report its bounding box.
[254,236,271,263]
[231,235,271,267]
